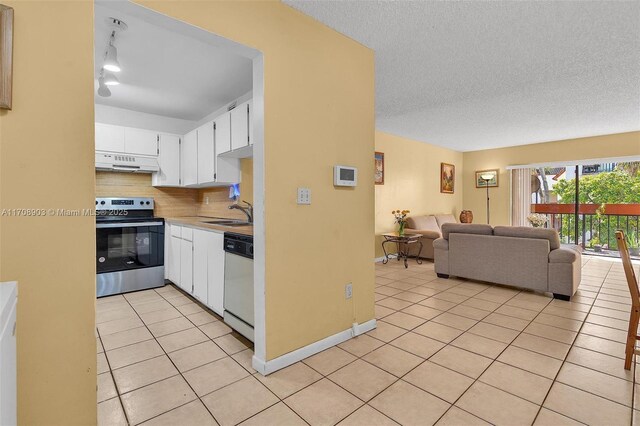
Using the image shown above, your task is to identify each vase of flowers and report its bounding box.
[392,210,410,236]
[527,213,548,228]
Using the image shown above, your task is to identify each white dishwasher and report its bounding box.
[223,233,254,342]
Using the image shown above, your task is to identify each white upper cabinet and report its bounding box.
[152,133,181,187]
[182,129,198,187]
[197,122,215,185]
[124,128,158,156]
[231,101,250,151]
[215,111,232,155]
[95,123,125,153]
[95,123,159,157]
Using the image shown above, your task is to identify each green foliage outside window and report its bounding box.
[548,168,640,249]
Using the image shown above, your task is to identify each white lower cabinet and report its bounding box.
[192,230,209,304]
[168,235,181,285]
[166,224,225,316]
[205,232,225,316]
[180,238,193,293]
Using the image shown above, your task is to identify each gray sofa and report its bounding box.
[405,214,457,259]
[434,223,581,300]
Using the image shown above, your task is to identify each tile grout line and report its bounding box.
[153,286,312,426]
[96,328,132,426]
[126,285,311,426]
[532,260,636,425]
[378,258,633,420]
[149,286,279,426]
[114,287,250,425]
[376,264,551,424]
[376,258,630,425]
[425,279,546,424]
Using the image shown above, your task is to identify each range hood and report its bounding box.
[95,153,159,173]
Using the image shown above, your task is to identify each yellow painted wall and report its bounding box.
[463,132,640,226]
[138,1,375,359]
[0,2,97,425]
[374,132,464,257]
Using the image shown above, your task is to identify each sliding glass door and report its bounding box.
[515,161,640,259]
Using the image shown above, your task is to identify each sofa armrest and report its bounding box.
[433,238,449,250]
[433,237,449,275]
[549,247,579,263]
[409,229,441,239]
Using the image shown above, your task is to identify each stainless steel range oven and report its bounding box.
[96,197,165,297]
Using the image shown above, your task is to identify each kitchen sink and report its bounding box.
[203,219,251,227]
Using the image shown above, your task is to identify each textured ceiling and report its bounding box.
[284,1,640,151]
[94,3,252,121]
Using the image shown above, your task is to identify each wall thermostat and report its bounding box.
[334,165,358,187]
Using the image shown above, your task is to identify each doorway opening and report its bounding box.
[92,1,266,423]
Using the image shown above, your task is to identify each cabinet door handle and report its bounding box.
[12,321,16,336]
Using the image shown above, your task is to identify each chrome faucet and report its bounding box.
[229,200,253,223]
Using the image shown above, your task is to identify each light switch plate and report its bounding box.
[297,187,311,205]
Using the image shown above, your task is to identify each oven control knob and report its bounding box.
[100,201,106,205]
[145,201,150,205]
[140,201,144,205]
[95,201,98,205]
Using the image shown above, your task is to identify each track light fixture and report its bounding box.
[103,38,120,73]
[103,71,119,86]
[97,70,111,97]
[97,17,127,97]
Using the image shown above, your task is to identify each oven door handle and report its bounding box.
[96,221,164,228]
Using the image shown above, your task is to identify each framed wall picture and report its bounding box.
[374,151,384,185]
[440,163,455,194]
[0,4,13,110]
[475,169,499,188]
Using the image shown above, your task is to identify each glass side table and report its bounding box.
[381,233,423,268]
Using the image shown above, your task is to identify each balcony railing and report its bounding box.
[531,203,640,258]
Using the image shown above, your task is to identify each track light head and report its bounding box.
[97,75,111,97]
[103,71,119,86]
[103,44,120,73]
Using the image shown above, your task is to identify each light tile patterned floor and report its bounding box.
[97,256,640,425]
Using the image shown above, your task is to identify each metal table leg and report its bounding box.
[381,240,391,264]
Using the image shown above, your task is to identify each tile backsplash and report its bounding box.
[95,170,251,220]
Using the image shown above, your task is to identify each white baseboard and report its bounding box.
[374,256,386,263]
[252,319,377,375]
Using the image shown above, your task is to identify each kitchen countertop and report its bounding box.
[165,216,253,236]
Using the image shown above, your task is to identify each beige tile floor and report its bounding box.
[98,256,640,425]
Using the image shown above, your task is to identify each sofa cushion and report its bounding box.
[412,229,441,239]
[549,247,580,263]
[435,214,457,228]
[441,223,493,240]
[406,215,440,233]
[494,226,561,250]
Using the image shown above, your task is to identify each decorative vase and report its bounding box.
[398,222,406,236]
[459,210,473,223]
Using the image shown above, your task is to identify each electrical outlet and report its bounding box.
[345,283,353,299]
[297,187,311,205]
[205,197,209,205]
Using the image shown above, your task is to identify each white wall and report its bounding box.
[94,104,197,135]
